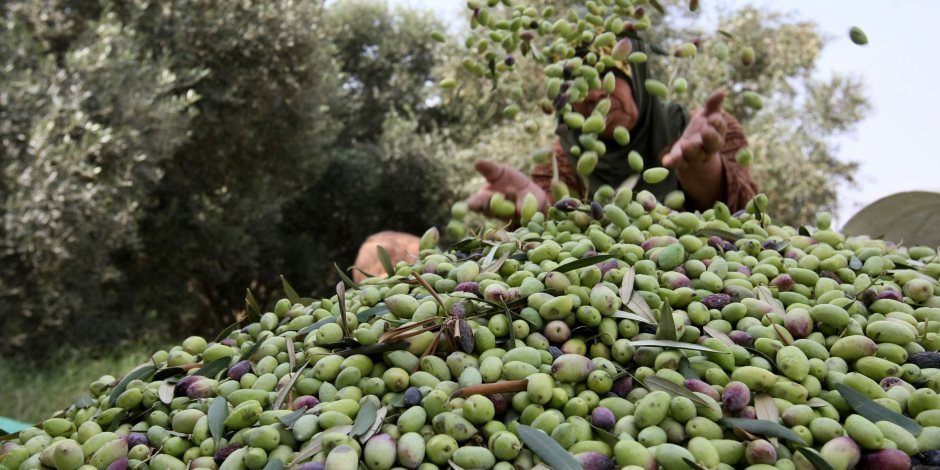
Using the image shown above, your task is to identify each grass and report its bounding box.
[0,342,168,424]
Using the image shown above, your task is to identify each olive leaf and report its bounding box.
[756,286,786,317]
[482,250,511,274]
[590,425,619,447]
[744,347,779,372]
[682,458,710,470]
[656,300,678,341]
[754,394,779,423]
[153,367,186,380]
[620,266,636,305]
[286,338,296,371]
[702,325,735,347]
[630,340,726,354]
[194,357,231,379]
[208,396,228,444]
[298,316,337,337]
[245,288,262,321]
[236,339,263,364]
[806,398,830,409]
[836,384,921,435]
[770,323,793,346]
[333,262,360,289]
[280,275,301,305]
[376,245,396,277]
[719,417,806,445]
[696,228,742,241]
[612,310,654,324]
[74,394,96,409]
[795,447,835,470]
[754,393,781,446]
[158,381,175,405]
[626,293,658,324]
[649,0,666,14]
[215,318,244,343]
[356,304,389,323]
[642,376,711,409]
[358,406,387,444]
[278,406,308,429]
[551,254,615,273]
[678,357,700,380]
[336,281,350,338]
[448,237,480,253]
[109,364,157,407]
[350,399,380,438]
[516,425,580,470]
[286,425,353,468]
[273,362,310,411]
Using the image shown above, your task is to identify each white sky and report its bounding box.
[391,0,940,225]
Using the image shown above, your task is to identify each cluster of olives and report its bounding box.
[2,186,939,470]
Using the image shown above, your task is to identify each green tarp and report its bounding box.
[0,416,31,435]
[842,191,940,247]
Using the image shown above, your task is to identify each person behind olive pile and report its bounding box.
[467,38,758,218]
[353,39,758,277]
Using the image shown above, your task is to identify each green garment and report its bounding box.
[557,38,689,198]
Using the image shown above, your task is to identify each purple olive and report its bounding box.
[729,330,754,347]
[611,376,634,398]
[574,452,615,470]
[292,395,319,410]
[127,433,149,448]
[876,289,903,302]
[722,381,751,412]
[598,259,618,275]
[186,378,217,399]
[105,458,129,470]
[294,464,324,470]
[591,407,616,430]
[745,439,777,465]
[214,444,243,465]
[702,294,732,310]
[174,375,200,398]
[770,274,794,291]
[227,360,252,381]
[488,394,508,416]
[737,406,757,419]
[684,379,720,401]
[404,387,422,407]
[454,282,480,296]
[860,448,911,470]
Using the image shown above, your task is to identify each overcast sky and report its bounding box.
[390,0,940,225]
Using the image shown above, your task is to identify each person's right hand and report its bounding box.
[467,159,548,219]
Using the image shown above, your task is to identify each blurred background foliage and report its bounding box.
[0,0,867,366]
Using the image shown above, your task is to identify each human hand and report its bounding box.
[467,159,548,219]
[662,90,728,171]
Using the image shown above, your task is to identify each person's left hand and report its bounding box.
[662,90,728,171]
